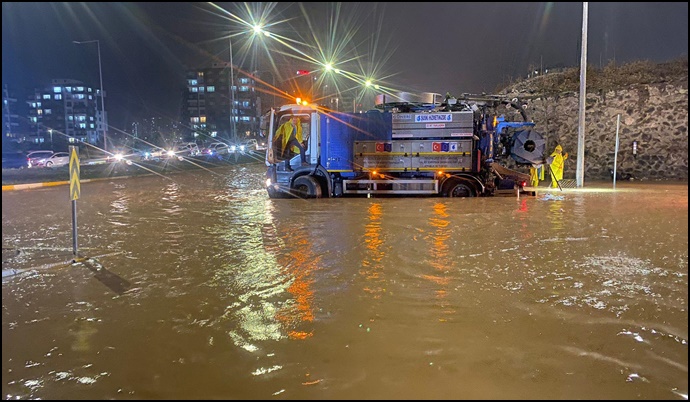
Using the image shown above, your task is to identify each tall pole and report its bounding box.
[74,40,107,152]
[576,2,588,188]
[613,114,620,189]
[229,37,236,144]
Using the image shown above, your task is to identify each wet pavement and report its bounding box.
[2,163,687,399]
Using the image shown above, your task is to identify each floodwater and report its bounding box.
[2,163,687,400]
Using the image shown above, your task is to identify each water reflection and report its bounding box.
[422,202,454,320]
[361,202,385,298]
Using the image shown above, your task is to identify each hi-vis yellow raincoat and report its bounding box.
[529,164,544,187]
[274,118,303,155]
[549,144,568,188]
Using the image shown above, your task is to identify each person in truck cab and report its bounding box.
[274,116,307,171]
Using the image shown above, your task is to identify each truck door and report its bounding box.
[267,111,312,165]
[266,109,278,164]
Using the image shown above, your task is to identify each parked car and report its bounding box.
[243,139,259,151]
[169,142,200,159]
[202,142,230,157]
[26,151,55,168]
[36,152,70,168]
[139,147,167,161]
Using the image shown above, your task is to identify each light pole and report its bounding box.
[73,40,107,152]
[576,3,588,188]
[229,37,237,144]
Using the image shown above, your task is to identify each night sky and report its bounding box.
[2,2,687,130]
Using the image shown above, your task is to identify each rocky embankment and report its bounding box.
[497,59,688,181]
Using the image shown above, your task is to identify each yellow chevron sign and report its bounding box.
[69,147,80,200]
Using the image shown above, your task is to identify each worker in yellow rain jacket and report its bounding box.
[274,116,307,171]
[549,144,568,188]
[529,163,544,187]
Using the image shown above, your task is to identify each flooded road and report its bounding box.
[2,164,687,399]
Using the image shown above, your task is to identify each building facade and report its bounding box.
[26,79,107,150]
[182,63,262,145]
[2,84,21,148]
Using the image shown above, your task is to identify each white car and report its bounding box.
[243,139,259,151]
[202,142,230,156]
[37,152,70,168]
[168,143,200,159]
[26,150,55,168]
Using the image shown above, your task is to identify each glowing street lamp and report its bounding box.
[73,39,107,152]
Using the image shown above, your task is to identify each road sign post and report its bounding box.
[69,146,80,257]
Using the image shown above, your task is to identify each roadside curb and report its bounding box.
[2,175,133,192]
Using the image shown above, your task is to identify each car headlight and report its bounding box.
[167,150,175,157]
[240,145,245,151]
[265,178,272,187]
[230,145,236,152]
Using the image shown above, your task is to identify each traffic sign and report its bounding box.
[69,147,80,200]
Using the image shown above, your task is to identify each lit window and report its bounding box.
[190,87,198,93]
[43,94,51,100]
[239,86,249,92]
[90,124,94,128]
[66,87,72,92]
[68,115,74,121]
[240,116,250,121]
[189,79,198,86]
[54,94,62,100]
[198,86,205,93]
[76,86,84,92]
[45,109,52,115]
[190,117,199,123]
[207,86,215,92]
[79,123,86,129]
[37,109,43,115]
[239,78,249,84]
[200,116,206,123]
[53,87,62,93]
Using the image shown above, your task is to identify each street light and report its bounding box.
[73,39,107,152]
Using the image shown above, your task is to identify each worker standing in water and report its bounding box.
[549,144,568,188]
[529,163,544,187]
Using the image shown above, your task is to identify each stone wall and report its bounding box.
[500,82,688,181]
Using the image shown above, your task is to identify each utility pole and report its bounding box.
[229,37,237,144]
[576,2,588,188]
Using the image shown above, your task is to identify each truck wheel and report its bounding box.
[292,175,322,198]
[267,186,288,199]
[445,181,475,198]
